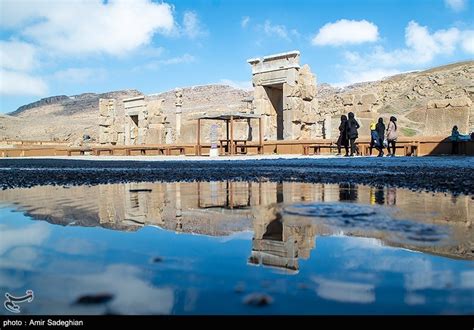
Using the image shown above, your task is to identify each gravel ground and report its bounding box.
[1,156,473,195]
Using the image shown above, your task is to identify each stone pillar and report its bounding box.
[175,183,182,219]
[175,89,183,143]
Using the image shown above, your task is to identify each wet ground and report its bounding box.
[0,181,473,315]
[0,156,473,194]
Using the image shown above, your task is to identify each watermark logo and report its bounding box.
[4,290,34,313]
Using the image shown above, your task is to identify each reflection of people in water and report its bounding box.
[387,188,397,206]
[339,183,358,201]
[370,187,385,205]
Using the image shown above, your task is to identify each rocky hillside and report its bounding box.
[321,61,474,137]
[0,85,252,143]
[11,90,143,118]
[1,90,143,142]
[149,84,252,116]
[1,61,472,143]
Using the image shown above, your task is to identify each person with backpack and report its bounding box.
[369,121,378,156]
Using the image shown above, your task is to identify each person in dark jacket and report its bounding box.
[336,115,349,156]
[346,112,360,156]
[450,125,471,154]
[369,121,378,156]
[375,117,385,157]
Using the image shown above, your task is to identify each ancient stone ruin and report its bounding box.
[97,53,473,145]
[99,51,333,145]
[98,98,117,144]
[248,51,330,140]
[98,96,166,145]
[424,96,473,136]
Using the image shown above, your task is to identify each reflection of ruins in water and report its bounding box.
[0,182,472,268]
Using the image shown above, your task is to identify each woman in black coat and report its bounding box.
[336,115,349,156]
[346,112,360,156]
[375,117,385,157]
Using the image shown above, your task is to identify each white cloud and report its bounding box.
[461,30,474,53]
[333,21,474,86]
[29,263,175,315]
[444,0,467,11]
[241,16,250,28]
[0,40,37,71]
[460,270,474,288]
[0,222,50,255]
[312,19,379,46]
[137,54,196,71]
[333,68,402,87]
[0,1,177,96]
[53,68,106,84]
[183,11,207,39]
[312,276,375,304]
[403,21,460,63]
[219,79,253,90]
[1,0,175,56]
[0,69,48,96]
[347,22,470,66]
[263,20,291,40]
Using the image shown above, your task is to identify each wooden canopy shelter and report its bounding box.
[196,113,263,156]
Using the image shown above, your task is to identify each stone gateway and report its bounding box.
[248,51,330,140]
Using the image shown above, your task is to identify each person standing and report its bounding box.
[375,117,386,157]
[369,121,378,156]
[450,125,471,155]
[386,116,398,157]
[336,115,349,156]
[347,112,360,157]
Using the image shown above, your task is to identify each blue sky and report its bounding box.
[0,0,473,113]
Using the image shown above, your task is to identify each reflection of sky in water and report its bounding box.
[1,208,473,315]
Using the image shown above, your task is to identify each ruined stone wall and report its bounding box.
[100,96,165,145]
[99,99,117,144]
[424,97,472,136]
[144,98,166,144]
[148,85,251,144]
[283,64,323,139]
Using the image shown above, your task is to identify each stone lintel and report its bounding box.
[248,50,301,75]
[126,109,142,116]
[262,50,300,62]
[123,96,145,103]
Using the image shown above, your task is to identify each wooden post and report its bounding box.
[226,119,229,155]
[230,116,234,155]
[259,117,264,154]
[197,118,201,156]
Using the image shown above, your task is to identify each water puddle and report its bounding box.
[0,181,472,314]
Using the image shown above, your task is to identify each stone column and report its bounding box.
[175,89,183,143]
